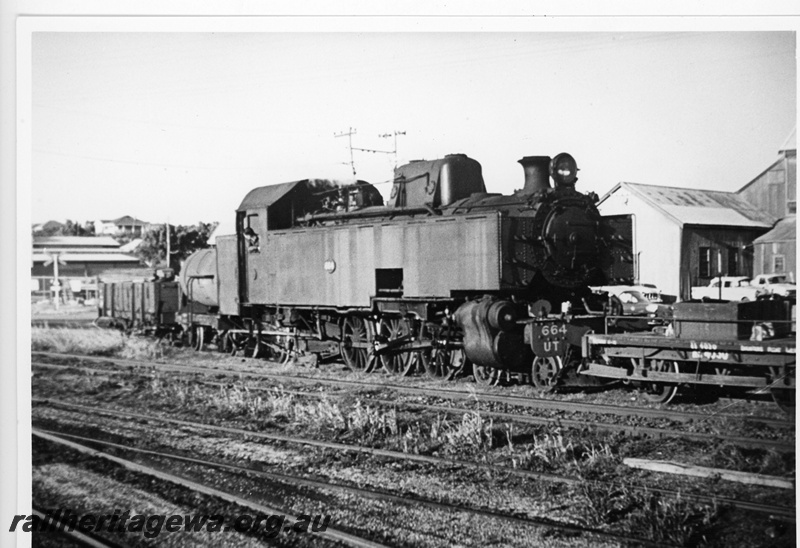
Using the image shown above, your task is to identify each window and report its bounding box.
[788,201,797,214]
[245,214,260,253]
[727,247,739,276]
[773,255,785,273]
[699,247,713,278]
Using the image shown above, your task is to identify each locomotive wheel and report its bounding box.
[427,347,467,381]
[378,317,416,376]
[473,363,501,386]
[531,356,562,389]
[641,359,680,404]
[341,317,371,371]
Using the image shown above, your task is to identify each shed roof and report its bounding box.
[32,253,140,263]
[753,216,796,244]
[600,182,775,228]
[33,236,121,248]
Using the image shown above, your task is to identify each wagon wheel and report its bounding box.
[341,316,372,371]
[641,359,680,404]
[473,362,501,386]
[771,388,795,414]
[157,329,180,347]
[378,317,416,376]
[769,367,795,414]
[531,356,563,389]
[188,326,205,351]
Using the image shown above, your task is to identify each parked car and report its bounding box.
[592,285,672,322]
[690,276,760,302]
[751,274,796,299]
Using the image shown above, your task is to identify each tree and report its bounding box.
[136,222,218,271]
[33,219,95,237]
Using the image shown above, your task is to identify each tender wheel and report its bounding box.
[473,362,501,386]
[227,332,247,357]
[378,317,416,376]
[341,316,372,371]
[269,334,295,365]
[641,359,680,404]
[531,356,562,389]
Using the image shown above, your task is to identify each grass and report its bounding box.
[32,327,170,360]
[577,482,719,545]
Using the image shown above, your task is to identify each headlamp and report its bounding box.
[550,153,578,187]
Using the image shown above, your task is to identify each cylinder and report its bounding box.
[487,300,517,331]
[518,156,552,194]
[180,248,218,307]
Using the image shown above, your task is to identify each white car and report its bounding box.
[751,274,796,299]
[691,277,760,302]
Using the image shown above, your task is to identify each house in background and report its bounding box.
[95,215,151,237]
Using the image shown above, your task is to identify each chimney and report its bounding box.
[518,156,551,194]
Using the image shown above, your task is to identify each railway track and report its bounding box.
[32,351,794,428]
[35,428,672,548]
[33,397,796,521]
[33,359,796,453]
[33,429,389,548]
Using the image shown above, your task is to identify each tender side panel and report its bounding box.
[216,235,240,316]
[257,213,501,308]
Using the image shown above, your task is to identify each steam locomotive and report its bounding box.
[96,151,795,408]
[102,152,614,386]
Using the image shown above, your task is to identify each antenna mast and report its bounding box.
[334,127,357,177]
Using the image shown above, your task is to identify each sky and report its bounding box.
[31,30,796,227]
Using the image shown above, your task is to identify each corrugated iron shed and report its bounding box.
[31,253,140,263]
[753,215,796,244]
[33,236,121,248]
[604,182,776,228]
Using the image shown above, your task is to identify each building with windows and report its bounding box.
[598,128,796,300]
[598,183,775,300]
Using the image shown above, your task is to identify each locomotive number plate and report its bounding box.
[526,321,568,357]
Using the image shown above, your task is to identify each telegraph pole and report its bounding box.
[335,127,358,177]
